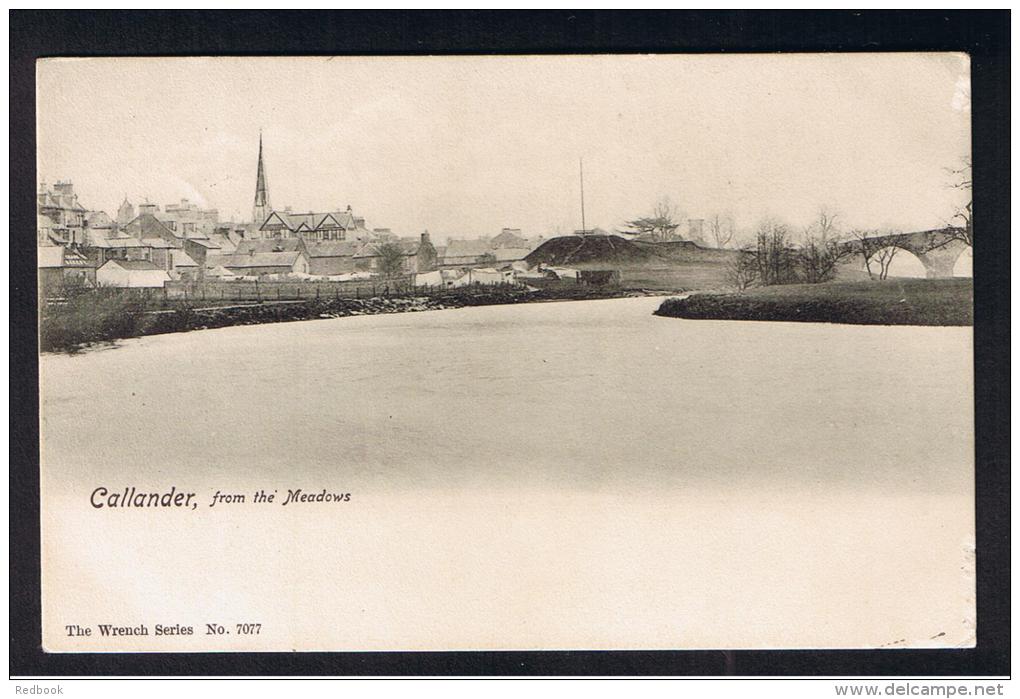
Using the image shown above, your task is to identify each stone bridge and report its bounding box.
[841,227,971,279]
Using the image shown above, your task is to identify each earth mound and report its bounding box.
[524,235,665,269]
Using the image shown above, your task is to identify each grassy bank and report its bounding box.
[40,286,642,353]
[654,279,973,327]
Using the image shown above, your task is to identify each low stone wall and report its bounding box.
[163,277,415,302]
[77,278,527,307]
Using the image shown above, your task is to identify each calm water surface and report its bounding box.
[40,297,974,650]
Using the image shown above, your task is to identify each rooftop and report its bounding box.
[101,259,164,272]
[222,251,304,269]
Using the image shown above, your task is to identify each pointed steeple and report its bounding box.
[252,131,271,225]
[117,195,135,226]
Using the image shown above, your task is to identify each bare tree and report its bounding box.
[814,206,840,240]
[944,156,973,247]
[798,232,853,284]
[624,196,683,242]
[750,219,798,286]
[795,208,851,283]
[850,229,901,280]
[725,249,758,290]
[708,213,735,249]
[870,245,901,280]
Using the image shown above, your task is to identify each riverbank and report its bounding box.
[40,286,651,353]
[653,278,973,326]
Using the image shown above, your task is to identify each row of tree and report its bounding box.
[625,157,973,289]
[623,157,973,252]
[725,218,910,290]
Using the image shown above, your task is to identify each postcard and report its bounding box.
[37,54,974,652]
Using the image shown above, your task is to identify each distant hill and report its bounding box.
[524,235,665,269]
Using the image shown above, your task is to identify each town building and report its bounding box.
[221,249,311,277]
[439,239,496,269]
[206,228,243,255]
[223,238,306,258]
[37,181,87,246]
[84,210,117,245]
[305,241,361,276]
[95,259,171,288]
[257,207,372,242]
[491,228,528,249]
[160,198,220,238]
[90,236,175,273]
[37,246,96,295]
[120,213,221,279]
[686,218,707,245]
[353,233,437,275]
[438,230,542,270]
[169,250,200,280]
[116,197,136,226]
[213,221,259,243]
[492,247,535,271]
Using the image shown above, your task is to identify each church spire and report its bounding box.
[252,131,271,225]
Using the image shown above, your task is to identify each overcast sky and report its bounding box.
[38,54,970,242]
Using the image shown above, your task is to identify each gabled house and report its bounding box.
[257,207,372,242]
[491,228,528,249]
[121,212,184,246]
[439,239,496,269]
[305,241,361,276]
[38,246,96,295]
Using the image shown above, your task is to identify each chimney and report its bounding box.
[421,229,430,245]
[687,218,705,243]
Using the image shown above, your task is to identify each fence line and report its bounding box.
[45,278,528,308]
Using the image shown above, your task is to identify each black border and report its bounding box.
[10,10,1010,677]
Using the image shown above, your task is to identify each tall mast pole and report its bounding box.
[579,157,586,235]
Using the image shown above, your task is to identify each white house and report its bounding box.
[96,259,171,288]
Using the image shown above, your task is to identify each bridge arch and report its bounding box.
[844,229,971,279]
[867,246,926,279]
[952,246,973,278]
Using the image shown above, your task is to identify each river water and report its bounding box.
[40,297,974,650]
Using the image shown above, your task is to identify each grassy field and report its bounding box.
[654,278,973,326]
[618,265,731,291]
[525,264,732,292]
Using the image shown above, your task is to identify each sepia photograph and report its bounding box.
[31,51,979,654]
